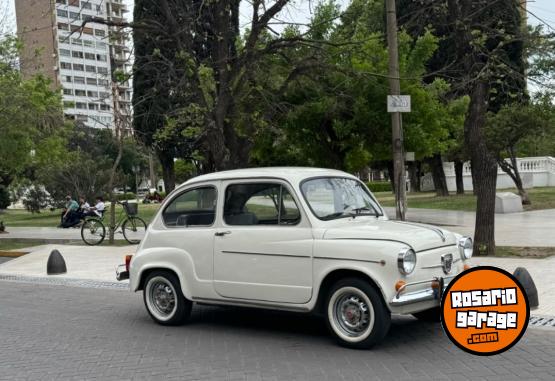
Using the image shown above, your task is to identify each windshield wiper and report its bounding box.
[320,212,346,220]
[345,206,378,218]
[352,207,373,214]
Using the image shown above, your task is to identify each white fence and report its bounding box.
[421,156,555,192]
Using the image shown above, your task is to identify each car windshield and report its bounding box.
[301,177,382,220]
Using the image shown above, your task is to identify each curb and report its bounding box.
[0,251,28,257]
[0,273,129,290]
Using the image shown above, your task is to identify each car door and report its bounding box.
[148,185,218,288]
[213,180,313,304]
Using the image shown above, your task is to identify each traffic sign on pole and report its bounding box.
[387,95,411,113]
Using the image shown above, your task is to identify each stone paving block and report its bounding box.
[0,281,554,381]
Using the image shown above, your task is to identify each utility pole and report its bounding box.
[385,0,407,221]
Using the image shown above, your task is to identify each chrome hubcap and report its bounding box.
[150,281,176,316]
[334,292,371,337]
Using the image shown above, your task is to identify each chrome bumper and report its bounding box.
[390,276,455,306]
[115,264,129,281]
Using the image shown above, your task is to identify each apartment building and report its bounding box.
[15,0,132,130]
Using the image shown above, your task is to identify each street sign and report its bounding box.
[405,152,415,161]
[387,95,411,113]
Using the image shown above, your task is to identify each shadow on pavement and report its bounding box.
[183,304,437,348]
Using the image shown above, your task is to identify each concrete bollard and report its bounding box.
[47,249,67,275]
[513,267,539,310]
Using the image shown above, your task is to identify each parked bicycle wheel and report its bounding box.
[81,218,106,246]
[122,216,147,244]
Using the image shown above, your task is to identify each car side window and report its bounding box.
[162,187,217,227]
[224,183,301,226]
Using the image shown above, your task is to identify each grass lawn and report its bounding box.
[375,187,555,212]
[0,203,161,228]
[495,246,555,259]
[1,187,554,227]
[0,239,46,252]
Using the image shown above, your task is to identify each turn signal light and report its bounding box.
[431,280,440,289]
[125,255,133,272]
[464,264,471,271]
[395,280,406,292]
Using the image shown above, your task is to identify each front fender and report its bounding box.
[312,239,407,310]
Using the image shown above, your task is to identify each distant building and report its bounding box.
[14,0,132,130]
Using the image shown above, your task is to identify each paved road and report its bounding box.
[384,207,555,247]
[0,227,83,241]
[1,282,554,380]
[0,257,13,265]
[0,226,144,243]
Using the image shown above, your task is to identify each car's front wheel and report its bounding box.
[143,270,192,325]
[326,277,391,349]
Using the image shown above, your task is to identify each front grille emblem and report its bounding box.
[441,253,453,274]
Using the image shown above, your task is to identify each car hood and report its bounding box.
[322,219,457,252]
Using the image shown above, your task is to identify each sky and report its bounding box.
[3,0,555,33]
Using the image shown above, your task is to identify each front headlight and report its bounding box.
[398,248,416,275]
[458,237,473,259]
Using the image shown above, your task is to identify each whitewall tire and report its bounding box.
[326,277,391,348]
[143,270,192,326]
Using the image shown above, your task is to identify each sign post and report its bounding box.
[387,95,412,113]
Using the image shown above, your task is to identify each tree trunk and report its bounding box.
[108,142,123,244]
[498,149,530,205]
[470,161,478,195]
[427,154,449,197]
[387,160,395,194]
[148,151,157,191]
[158,152,176,193]
[408,161,421,192]
[465,82,497,256]
[454,159,465,194]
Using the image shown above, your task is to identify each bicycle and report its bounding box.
[81,201,147,246]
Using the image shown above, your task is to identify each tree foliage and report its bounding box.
[251,0,467,172]
[0,36,64,188]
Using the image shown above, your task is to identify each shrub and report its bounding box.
[366,181,392,193]
[22,186,50,213]
[0,185,10,209]
[116,192,136,201]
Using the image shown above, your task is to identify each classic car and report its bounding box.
[116,167,473,348]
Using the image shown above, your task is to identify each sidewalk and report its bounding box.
[0,227,82,240]
[384,207,555,247]
[0,244,133,283]
[473,255,555,316]
[0,244,553,316]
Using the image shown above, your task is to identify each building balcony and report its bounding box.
[109,2,129,13]
[112,53,128,62]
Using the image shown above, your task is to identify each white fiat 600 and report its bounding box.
[117,167,473,348]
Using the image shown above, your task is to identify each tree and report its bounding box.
[448,0,526,256]
[0,185,9,209]
[251,0,466,187]
[486,100,553,204]
[0,36,64,190]
[130,0,361,190]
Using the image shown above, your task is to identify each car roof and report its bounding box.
[179,167,357,189]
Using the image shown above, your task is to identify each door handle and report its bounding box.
[215,231,231,236]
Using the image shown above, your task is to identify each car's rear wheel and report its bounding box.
[412,307,441,322]
[143,270,192,325]
[325,277,391,349]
